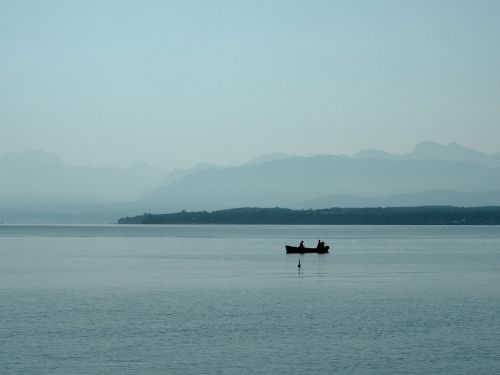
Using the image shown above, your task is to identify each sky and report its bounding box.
[1,0,499,169]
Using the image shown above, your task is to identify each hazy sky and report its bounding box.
[1,0,499,168]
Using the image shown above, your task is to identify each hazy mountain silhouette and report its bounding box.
[141,150,500,210]
[157,162,217,187]
[0,151,223,204]
[354,141,500,167]
[243,153,297,166]
[0,150,175,204]
[2,142,500,223]
[0,150,217,223]
[295,189,500,209]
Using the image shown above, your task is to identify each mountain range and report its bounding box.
[0,150,215,205]
[1,141,500,223]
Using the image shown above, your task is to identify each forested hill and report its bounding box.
[118,206,500,225]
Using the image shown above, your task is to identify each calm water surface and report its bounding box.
[0,225,499,374]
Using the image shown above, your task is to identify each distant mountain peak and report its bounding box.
[413,141,470,153]
[352,149,396,159]
[408,141,500,166]
[414,140,441,148]
[244,153,297,166]
[354,141,496,162]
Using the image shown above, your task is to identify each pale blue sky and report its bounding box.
[1,0,499,168]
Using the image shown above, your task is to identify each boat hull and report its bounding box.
[285,245,329,254]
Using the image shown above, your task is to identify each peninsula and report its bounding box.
[118,206,500,225]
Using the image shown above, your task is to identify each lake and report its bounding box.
[1,225,499,374]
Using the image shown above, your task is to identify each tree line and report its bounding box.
[118,206,500,225]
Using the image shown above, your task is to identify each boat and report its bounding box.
[285,245,329,254]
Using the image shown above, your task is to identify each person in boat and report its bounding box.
[317,240,323,249]
[299,240,304,248]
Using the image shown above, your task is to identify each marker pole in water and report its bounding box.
[298,259,301,274]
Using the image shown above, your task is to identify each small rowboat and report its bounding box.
[285,245,329,254]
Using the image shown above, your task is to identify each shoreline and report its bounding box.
[118,206,500,225]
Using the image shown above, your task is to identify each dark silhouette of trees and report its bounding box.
[118,206,500,225]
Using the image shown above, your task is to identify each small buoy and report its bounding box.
[298,259,301,272]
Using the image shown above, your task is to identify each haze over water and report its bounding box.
[2,2,499,373]
[1,225,499,374]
